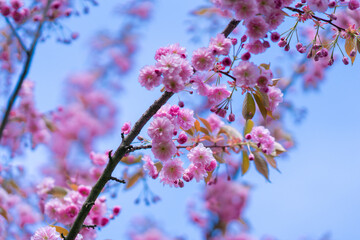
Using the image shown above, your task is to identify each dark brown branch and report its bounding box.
[128,143,238,153]
[222,19,240,38]
[0,0,52,141]
[217,70,236,81]
[285,6,345,32]
[65,18,241,240]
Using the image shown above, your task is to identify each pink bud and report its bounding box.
[178,101,184,108]
[241,35,247,42]
[205,160,217,172]
[178,179,184,188]
[349,0,360,10]
[231,38,237,45]
[221,57,232,66]
[270,32,280,42]
[342,56,349,65]
[240,52,251,61]
[249,153,254,160]
[350,49,356,57]
[328,1,336,7]
[1,5,10,16]
[262,41,270,48]
[113,206,121,216]
[228,113,235,122]
[101,217,109,226]
[245,134,252,140]
[177,132,188,144]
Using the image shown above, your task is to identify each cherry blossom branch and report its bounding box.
[285,6,346,32]
[65,18,240,240]
[128,143,242,153]
[0,0,51,141]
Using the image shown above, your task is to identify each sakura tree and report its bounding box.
[0,0,359,240]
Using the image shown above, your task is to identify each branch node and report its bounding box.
[85,201,95,208]
[110,176,126,184]
[108,150,113,162]
[61,233,66,240]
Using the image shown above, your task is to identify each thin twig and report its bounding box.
[65,19,240,240]
[109,176,126,184]
[0,0,52,141]
[5,17,28,53]
[285,6,345,32]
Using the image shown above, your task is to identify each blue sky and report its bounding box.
[17,0,360,239]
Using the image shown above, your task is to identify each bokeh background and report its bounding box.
[15,0,360,239]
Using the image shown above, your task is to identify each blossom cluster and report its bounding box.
[37,177,121,239]
[0,80,51,156]
[248,126,276,155]
[138,43,193,92]
[142,104,219,187]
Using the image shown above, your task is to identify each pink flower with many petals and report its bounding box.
[148,117,174,141]
[267,86,283,111]
[232,61,260,88]
[160,158,184,186]
[177,108,196,130]
[31,226,60,240]
[209,34,232,55]
[143,155,159,179]
[191,47,216,71]
[151,140,177,162]
[139,66,161,90]
[188,143,215,168]
[245,16,269,39]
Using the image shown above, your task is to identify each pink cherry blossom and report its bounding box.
[31,226,60,240]
[160,158,184,186]
[191,47,216,71]
[232,61,260,87]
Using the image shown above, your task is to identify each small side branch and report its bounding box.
[5,17,28,53]
[109,176,126,184]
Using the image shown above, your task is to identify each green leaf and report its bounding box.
[194,119,201,132]
[219,125,243,140]
[244,119,254,135]
[242,150,250,175]
[213,154,226,163]
[154,161,163,173]
[0,207,9,221]
[50,225,69,237]
[253,92,267,120]
[126,171,144,189]
[255,87,269,108]
[253,152,270,181]
[345,37,356,65]
[199,127,210,135]
[265,154,279,170]
[242,92,256,120]
[204,169,214,184]
[47,186,67,198]
[181,127,194,136]
[198,116,213,133]
[271,142,287,156]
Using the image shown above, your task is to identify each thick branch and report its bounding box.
[0,0,51,141]
[65,18,240,240]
